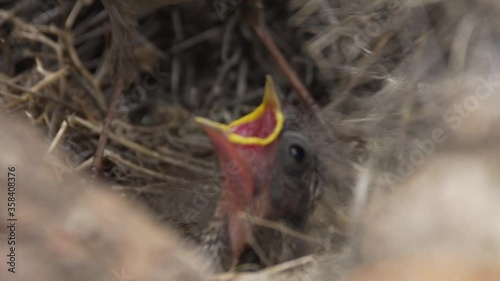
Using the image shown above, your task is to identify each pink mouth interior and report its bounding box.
[229,107,277,139]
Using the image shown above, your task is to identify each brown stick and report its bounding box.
[93,78,124,176]
[244,0,335,141]
[245,1,317,110]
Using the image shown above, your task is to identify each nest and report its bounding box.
[2,0,500,278]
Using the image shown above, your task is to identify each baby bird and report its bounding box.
[196,76,321,271]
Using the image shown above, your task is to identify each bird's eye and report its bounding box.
[279,130,315,174]
[289,144,306,162]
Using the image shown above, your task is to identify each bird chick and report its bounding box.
[196,76,321,271]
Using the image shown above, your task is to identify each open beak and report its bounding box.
[194,75,283,208]
[195,75,284,263]
[195,75,283,146]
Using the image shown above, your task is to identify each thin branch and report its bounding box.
[68,115,213,176]
[210,255,316,281]
[0,79,80,112]
[104,149,194,185]
[244,0,335,141]
[4,67,69,109]
[239,213,324,247]
[92,78,123,176]
[47,120,68,154]
[65,32,107,111]
[244,1,317,109]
